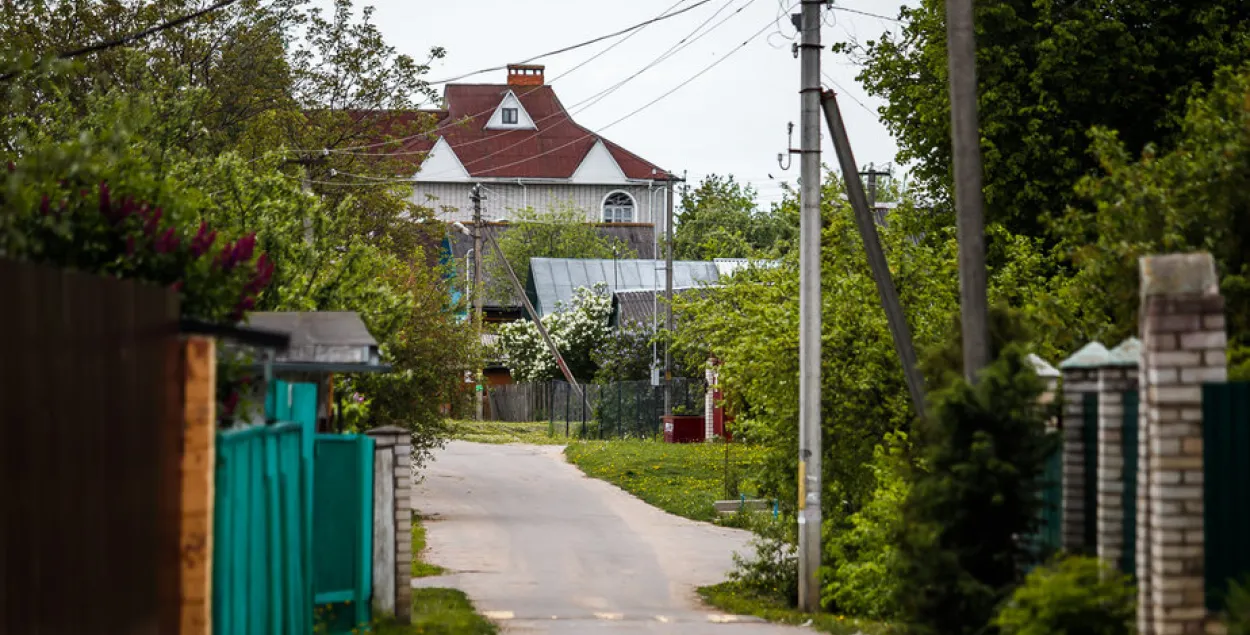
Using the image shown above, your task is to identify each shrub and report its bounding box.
[821,431,911,620]
[1227,576,1250,635]
[728,513,799,605]
[896,340,1056,635]
[993,555,1135,635]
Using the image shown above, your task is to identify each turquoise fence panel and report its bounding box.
[1122,390,1139,577]
[1203,382,1250,612]
[215,382,318,635]
[312,434,374,633]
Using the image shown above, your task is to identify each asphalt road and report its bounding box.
[411,441,811,634]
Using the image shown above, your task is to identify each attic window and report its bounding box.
[502,107,518,124]
[602,191,635,223]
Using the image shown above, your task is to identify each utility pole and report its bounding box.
[663,172,682,417]
[945,0,990,381]
[471,184,485,421]
[823,91,927,420]
[796,0,823,613]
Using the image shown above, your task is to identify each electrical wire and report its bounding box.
[822,70,877,117]
[828,5,901,23]
[423,0,718,85]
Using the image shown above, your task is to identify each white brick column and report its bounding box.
[367,426,414,622]
[704,361,716,441]
[1059,343,1110,553]
[1138,253,1226,635]
[1097,338,1140,573]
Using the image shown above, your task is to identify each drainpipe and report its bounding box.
[516,178,528,211]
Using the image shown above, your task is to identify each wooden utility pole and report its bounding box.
[471,184,485,420]
[945,0,990,381]
[822,91,927,419]
[796,0,823,613]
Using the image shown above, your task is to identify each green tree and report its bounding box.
[1056,63,1250,378]
[674,174,793,260]
[484,203,635,302]
[496,285,612,383]
[848,0,1250,243]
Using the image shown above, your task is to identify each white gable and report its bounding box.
[484,90,537,130]
[569,139,628,184]
[413,137,471,182]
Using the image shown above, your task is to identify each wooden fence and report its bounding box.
[0,258,182,635]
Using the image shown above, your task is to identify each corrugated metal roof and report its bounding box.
[611,287,707,328]
[527,258,719,317]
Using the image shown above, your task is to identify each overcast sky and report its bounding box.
[357,0,911,206]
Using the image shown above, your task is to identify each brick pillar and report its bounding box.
[1139,253,1225,635]
[1097,338,1140,572]
[705,361,716,441]
[1059,342,1110,553]
[367,426,414,622]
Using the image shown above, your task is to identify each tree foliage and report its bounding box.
[674,174,794,260]
[849,0,1250,242]
[496,285,612,383]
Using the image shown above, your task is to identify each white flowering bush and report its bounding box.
[498,284,612,382]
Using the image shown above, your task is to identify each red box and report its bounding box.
[662,415,705,443]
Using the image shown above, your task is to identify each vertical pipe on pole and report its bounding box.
[945,0,990,381]
[796,0,823,613]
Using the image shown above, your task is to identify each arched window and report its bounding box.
[602,191,635,223]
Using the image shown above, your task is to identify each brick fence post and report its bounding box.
[1138,253,1225,635]
[1097,338,1141,572]
[1059,342,1110,553]
[367,426,414,622]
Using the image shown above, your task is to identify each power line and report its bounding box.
[829,4,900,23]
[2,0,246,81]
[424,0,718,85]
[822,70,876,117]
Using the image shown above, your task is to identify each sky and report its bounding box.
[356,0,912,207]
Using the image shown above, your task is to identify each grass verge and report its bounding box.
[698,582,889,635]
[449,419,565,445]
[372,588,497,634]
[411,512,446,578]
[563,439,767,522]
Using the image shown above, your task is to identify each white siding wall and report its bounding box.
[410,182,668,231]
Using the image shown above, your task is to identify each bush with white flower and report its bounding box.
[498,284,612,382]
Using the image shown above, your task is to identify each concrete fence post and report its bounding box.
[1138,253,1225,635]
[367,426,414,622]
[1097,338,1141,572]
[1059,342,1110,553]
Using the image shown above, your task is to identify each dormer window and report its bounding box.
[502,108,518,125]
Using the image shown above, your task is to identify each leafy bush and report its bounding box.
[497,284,612,382]
[1227,576,1250,635]
[993,555,1134,635]
[896,341,1056,635]
[728,513,799,606]
[821,431,912,620]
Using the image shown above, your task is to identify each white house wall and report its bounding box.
[410,182,669,231]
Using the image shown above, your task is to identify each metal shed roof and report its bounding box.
[611,286,708,328]
[527,258,719,317]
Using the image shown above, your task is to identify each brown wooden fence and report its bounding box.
[0,258,183,635]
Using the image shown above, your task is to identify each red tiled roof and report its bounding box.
[397,84,670,181]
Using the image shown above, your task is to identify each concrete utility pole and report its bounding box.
[663,172,682,417]
[471,184,485,421]
[862,163,891,209]
[945,0,990,381]
[796,0,823,613]
[823,91,927,420]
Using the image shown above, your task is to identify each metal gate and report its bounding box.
[312,434,375,632]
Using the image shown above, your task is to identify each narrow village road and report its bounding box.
[411,441,811,634]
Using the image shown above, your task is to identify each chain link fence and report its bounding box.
[487,378,706,439]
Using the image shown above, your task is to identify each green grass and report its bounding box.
[563,439,768,522]
[449,419,565,445]
[372,588,497,635]
[699,582,891,635]
[411,512,446,578]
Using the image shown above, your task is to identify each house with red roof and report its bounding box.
[403,64,676,227]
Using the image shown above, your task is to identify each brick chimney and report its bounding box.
[507,64,545,86]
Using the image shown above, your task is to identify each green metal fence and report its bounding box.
[1122,389,1139,577]
[213,383,316,635]
[1203,382,1250,611]
[312,434,374,632]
